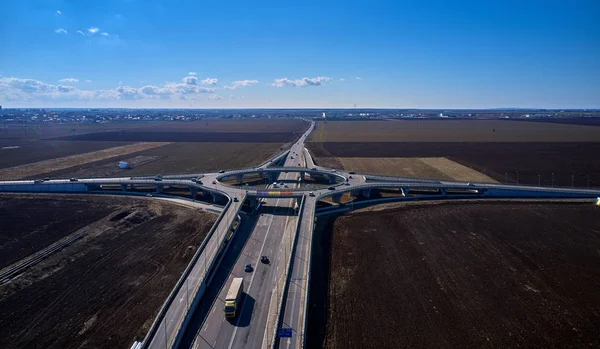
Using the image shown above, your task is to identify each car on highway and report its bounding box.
[69,178,78,182]
[328,186,336,190]
[311,167,317,170]
[244,263,253,272]
[146,194,153,197]
[345,182,350,185]
[349,171,356,174]
[218,170,225,173]
[43,177,50,181]
[309,191,315,197]
[34,179,44,184]
[260,256,270,264]
[233,197,239,202]
[212,180,216,184]
[154,175,162,181]
[349,175,353,179]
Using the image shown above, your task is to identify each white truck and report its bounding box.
[224,277,244,318]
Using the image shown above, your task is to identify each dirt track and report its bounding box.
[308,202,600,349]
[0,194,216,349]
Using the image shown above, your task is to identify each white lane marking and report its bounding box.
[227,197,281,349]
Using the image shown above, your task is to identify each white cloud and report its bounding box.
[55,28,67,34]
[270,77,332,87]
[224,79,259,90]
[182,75,198,85]
[59,78,79,83]
[88,27,99,34]
[56,10,62,15]
[101,32,110,37]
[0,75,215,103]
[188,72,197,76]
[208,94,223,100]
[85,80,92,83]
[202,78,219,86]
[77,30,85,36]
[340,78,346,81]
[356,76,363,80]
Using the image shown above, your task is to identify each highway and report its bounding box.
[183,127,311,349]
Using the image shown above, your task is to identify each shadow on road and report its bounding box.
[178,212,260,348]
[259,205,297,217]
[228,293,255,328]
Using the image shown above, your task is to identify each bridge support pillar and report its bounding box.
[248,197,258,214]
[328,176,336,184]
[299,172,305,182]
[155,184,163,193]
[120,184,127,192]
[361,189,371,198]
[236,174,244,185]
[210,193,217,202]
[331,193,343,204]
[402,188,410,196]
[190,187,198,198]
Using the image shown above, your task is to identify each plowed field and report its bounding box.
[0,194,216,349]
[308,202,600,349]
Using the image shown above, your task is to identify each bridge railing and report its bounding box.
[141,189,234,349]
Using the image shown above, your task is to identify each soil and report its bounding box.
[308,120,600,142]
[0,194,216,349]
[0,195,118,268]
[56,131,300,143]
[0,142,169,180]
[307,142,600,187]
[307,202,600,349]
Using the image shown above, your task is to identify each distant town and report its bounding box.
[0,107,599,124]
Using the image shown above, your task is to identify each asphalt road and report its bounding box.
[181,125,311,349]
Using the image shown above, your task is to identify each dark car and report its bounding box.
[218,169,225,173]
[349,171,356,174]
[69,178,78,182]
[154,175,162,181]
[233,197,239,202]
[328,186,335,190]
[244,263,253,272]
[260,256,270,264]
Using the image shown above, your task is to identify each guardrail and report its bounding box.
[170,204,245,349]
[140,191,233,348]
[270,195,305,349]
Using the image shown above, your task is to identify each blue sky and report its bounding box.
[1,0,599,108]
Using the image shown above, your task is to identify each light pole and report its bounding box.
[538,173,541,187]
[516,171,519,186]
[572,174,575,188]
[505,172,508,184]
[587,174,590,189]
[551,173,554,187]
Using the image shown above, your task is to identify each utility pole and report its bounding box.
[587,174,590,189]
[505,172,508,184]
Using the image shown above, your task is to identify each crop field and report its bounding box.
[32,142,285,179]
[308,119,600,142]
[0,194,216,349]
[307,201,600,349]
[306,120,600,187]
[0,119,308,179]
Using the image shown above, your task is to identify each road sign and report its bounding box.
[278,328,293,338]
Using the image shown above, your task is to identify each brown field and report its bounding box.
[308,142,600,187]
[33,142,285,178]
[0,142,169,180]
[1,119,308,179]
[0,141,134,169]
[130,119,308,133]
[0,194,216,349]
[335,157,497,182]
[307,201,600,349]
[308,120,600,142]
[57,131,299,143]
